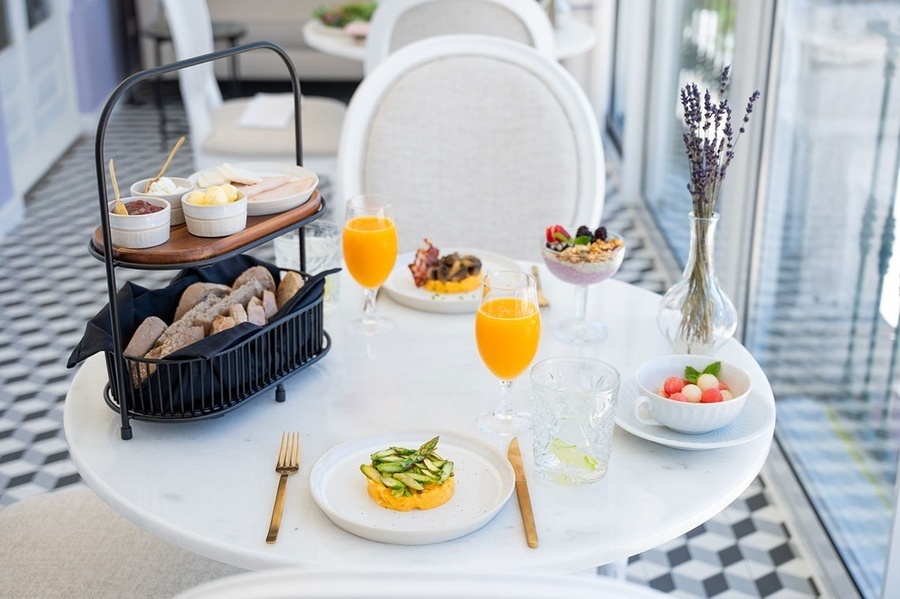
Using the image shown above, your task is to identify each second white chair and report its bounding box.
[364,0,556,74]
[160,0,346,180]
[338,35,605,262]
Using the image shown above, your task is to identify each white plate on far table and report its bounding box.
[615,379,776,451]
[188,162,318,216]
[382,248,522,314]
[309,431,514,545]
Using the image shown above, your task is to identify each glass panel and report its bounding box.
[0,2,10,50]
[25,0,49,30]
[644,0,737,265]
[607,0,627,147]
[746,1,900,596]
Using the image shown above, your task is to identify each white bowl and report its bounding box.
[182,193,248,237]
[633,354,751,434]
[107,197,171,248]
[130,177,193,226]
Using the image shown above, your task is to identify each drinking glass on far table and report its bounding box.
[342,195,398,335]
[474,271,541,434]
[541,225,625,344]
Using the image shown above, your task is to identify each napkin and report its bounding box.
[238,93,295,129]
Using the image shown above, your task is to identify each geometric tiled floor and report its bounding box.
[0,97,827,597]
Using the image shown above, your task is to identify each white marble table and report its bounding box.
[65,267,774,572]
[302,18,597,63]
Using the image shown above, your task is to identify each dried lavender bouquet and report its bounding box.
[675,66,761,350]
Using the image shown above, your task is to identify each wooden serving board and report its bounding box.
[92,191,322,265]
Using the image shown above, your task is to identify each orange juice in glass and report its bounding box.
[475,271,541,434]
[343,195,397,335]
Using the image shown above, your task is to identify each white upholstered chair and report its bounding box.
[0,486,245,598]
[364,0,556,74]
[337,35,605,262]
[159,0,346,180]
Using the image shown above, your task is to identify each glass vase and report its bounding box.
[656,212,737,354]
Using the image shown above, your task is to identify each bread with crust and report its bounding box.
[276,271,305,309]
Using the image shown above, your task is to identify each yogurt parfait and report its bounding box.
[541,225,626,344]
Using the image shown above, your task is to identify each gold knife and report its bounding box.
[507,437,538,548]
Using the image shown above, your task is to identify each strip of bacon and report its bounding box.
[408,239,440,287]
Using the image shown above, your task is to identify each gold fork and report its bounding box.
[266,431,301,544]
[531,266,550,309]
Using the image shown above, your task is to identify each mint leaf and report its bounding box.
[573,235,592,245]
[702,361,721,377]
[553,232,570,242]
[684,366,701,384]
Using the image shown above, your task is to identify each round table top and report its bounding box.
[65,266,774,572]
[302,18,597,63]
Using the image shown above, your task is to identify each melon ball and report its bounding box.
[700,388,723,403]
[697,373,720,391]
[682,384,702,403]
[663,376,685,395]
[721,390,734,401]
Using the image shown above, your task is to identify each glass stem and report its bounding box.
[362,288,378,325]
[495,379,515,419]
[574,285,589,326]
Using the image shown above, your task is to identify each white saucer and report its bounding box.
[382,248,522,314]
[615,379,775,450]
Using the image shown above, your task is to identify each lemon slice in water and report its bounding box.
[550,437,599,471]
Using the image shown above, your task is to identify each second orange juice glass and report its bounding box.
[475,271,541,434]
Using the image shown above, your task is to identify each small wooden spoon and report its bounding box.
[109,159,128,215]
[144,135,186,193]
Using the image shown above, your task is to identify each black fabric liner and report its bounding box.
[68,254,339,416]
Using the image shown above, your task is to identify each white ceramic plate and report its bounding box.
[615,379,775,450]
[309,431,514,545]
[188,162,318,216]
[382,248,522,314]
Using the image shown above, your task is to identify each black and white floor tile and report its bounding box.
[0,97,825,597]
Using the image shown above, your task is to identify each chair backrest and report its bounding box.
[364,0,556,74]
[338,35,605,261]
[160,0,224,163]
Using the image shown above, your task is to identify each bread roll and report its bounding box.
[233,266,275,294]
[174,282,231,321]
[276,271,305,309]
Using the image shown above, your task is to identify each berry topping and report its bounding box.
[594,226,608,241]
[545,224,571,244]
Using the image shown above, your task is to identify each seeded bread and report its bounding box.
[134,325,204,386]
[233,265,275,294]
[174,282,231,321]
[124,316,166,358]
[157,280,265,343]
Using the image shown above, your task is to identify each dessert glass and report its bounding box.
[540,232,625,344]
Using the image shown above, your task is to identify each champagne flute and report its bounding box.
[475,271,541,434]
[342,195,398,335]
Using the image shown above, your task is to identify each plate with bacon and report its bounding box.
[189,162,318,216]
[383,240,522,314]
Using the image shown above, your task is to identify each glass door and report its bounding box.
[744,1,900,596]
